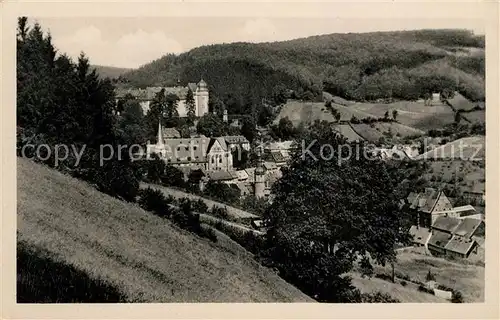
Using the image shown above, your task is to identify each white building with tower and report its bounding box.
[116,78,209,118]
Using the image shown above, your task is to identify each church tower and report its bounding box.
[254,131,266,199]
[196,78,209,117]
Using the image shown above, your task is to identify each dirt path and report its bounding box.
[141,182,259,219]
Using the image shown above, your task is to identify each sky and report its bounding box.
[33,17,485,69]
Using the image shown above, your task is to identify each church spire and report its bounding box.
[157,120,164,146]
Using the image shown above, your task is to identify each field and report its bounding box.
[275,100,373,126]
[331,124,365,142]
[374,249,484,302]
[424,159,485,195]
[350,122,425,142]
[17,158,313,302]
[416,136,485,160]
[351,100,456,131]
[350,272,446,303]
[461,110,486,124]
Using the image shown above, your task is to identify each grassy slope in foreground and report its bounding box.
[17,157,313,302]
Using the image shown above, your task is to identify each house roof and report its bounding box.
[444,235,477,255]
[160,136,211,164]
[409,225,431,246]
[245,168,256,183]
[162,127,181,138]
[263,161,277,171]
[187,82,198,92]
[266,140,296,151]
[234,170,249,181]
[207,170,235,181]
[408,188,441,213]
[453,218,483,238]
[223,135,250,145]
[433,205,476,217]
[207,137,228,153]
[432,216,462,233]
[269,151,287,163]
[428,230,453,248]
[234,182,252,195]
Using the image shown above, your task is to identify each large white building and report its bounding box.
[116,79,209,118]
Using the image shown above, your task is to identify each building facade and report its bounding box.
[116,79,209,118]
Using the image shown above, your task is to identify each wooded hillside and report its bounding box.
[117,29,485,115]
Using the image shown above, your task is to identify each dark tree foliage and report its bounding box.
[185,88,196,126]
[118,29,484,114]
[203,181,241,205]
[116,99,147,146]
[16,18,139,201]
[196,113,228,137]
[260,120,415,302]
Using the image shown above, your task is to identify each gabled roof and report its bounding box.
[211,137,228,152]
[428,230,453,248]
[263,161,277,171]
[234,170,249,181]
[270,151,287,163]
[187,83,198,92]
[408,188,441,213]
[444,235,477,255]
[409,225,431,246]
[432,216,462,233]
[223,135,250,145]
[207,170,234,181]
[453,218,483,238]
[162,127,181,138]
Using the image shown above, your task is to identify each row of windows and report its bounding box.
[176,146,198,151]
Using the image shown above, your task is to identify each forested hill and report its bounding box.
[92,65,133,80]
[118,29,485,113]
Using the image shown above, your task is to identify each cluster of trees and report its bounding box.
[137,187,217,242]
[257,120,427,302]
[16,18,139,202]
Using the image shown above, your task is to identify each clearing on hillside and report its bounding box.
[350,122,425,142]
[374,249,484,302]
[275,100,372,126]
[17,158,313,303]
[461,110,485,124]
[351,100,455,131]
[416,136,485,161]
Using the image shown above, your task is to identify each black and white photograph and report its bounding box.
[2,1,498,317]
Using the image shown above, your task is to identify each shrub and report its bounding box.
[451,290,464,303]
[360,292,400,303]
[137,188,172,218]
[360,256,374,279]
[400,280,407,286]
[192,199,208,213]
[425,269,436,281]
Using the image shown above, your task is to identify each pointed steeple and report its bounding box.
[157,120,164,146]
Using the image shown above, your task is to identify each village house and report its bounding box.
[146,122,233,172]
[116,79,209,118]
[406,188,454,228]
[427,216,484,259]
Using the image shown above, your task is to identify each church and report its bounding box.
[116,79,209,118]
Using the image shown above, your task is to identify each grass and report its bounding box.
[461,110,485,124]
[374,250,484,302]
[350,122,424,142]
[424,159,485,194]
[17,240,126,303]
[17,157,313,302]
[275,100,373,126]
[350,272,446,303]
[351,100,456,131]
[416,136,485,160]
